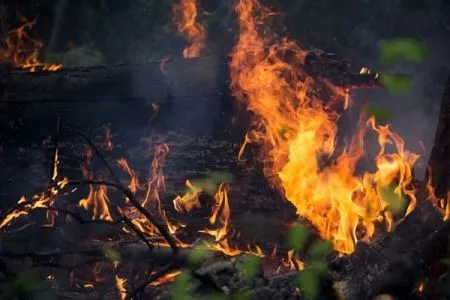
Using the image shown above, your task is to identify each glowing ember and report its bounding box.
[0,16,62,72]
[173,0,206,58]
[230,0,419,254]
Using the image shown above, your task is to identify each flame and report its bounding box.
[149,270,182,286]
[173,180,202,213]
[118,158,143,194]
[104,126,113,151]
[115,275,127,300]
[79,184,113,221]
[0,16,62,72]
[204,183,230,241]
[282,250,305,271]
[230,0,418,254]
[444,191,449,221]
[173,0,206,58]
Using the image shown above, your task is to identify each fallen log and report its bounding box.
[328,77,450,300]
[425,76,450,200]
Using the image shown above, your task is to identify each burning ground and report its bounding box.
[0,0,449,299]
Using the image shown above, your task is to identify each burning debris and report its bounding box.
[0,15,61,72]
[0,0,448,300]
[173,0,206,58]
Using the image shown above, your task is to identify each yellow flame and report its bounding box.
[115,275,127,300]
[79,185,113,221]
[173,180,202,213]
[230,0,419,254]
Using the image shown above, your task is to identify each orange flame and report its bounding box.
[115,275,127,300]
[230,0,419,254]
[173,179,202,213]
[117,158,143,194]
[79,184,113,221]
[173,0,206,58]
[0,16,62,72]
[150,270,182,286]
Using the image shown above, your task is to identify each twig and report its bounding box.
[70,129,179,255]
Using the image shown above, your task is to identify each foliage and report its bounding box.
[379,73,413,95]
[379,38,427,65]
[240,255,262,280]
[188,245,212,265]
[377,184,408,216]
[190,171,234,196]
[364,105,392,123]
[288,224,309,251]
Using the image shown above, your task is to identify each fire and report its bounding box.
[0,16,61,72]
[104,126,113,151]
[230,0,419,254]
[79,184,113,221]
[118,158,143,194]
[173,0,206,58]
[115,275,127,300]
[149,270,182,286]
[204,183,230,242]
[173,180,202,213]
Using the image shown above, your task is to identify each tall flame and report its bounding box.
[173,0,206,58]
[230,0,418,253]
[0,16,62,72]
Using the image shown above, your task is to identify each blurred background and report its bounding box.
[1,0,450,176]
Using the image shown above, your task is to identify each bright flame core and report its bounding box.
[230,0,419,254]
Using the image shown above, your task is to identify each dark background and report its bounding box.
[1,0,450,176]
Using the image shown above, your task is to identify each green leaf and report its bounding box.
[206,294,228,300]
[171,270,192,300]
[364,105,392,123]
[309,260,328,275]
[379,38,427,65]
[377,184,408,216]
[208,171,234,184]
[309,240,333,258]
[297,269,319,298]
[240,256,261,280]
[102,246,121,262]
[380,73,413,95]
[232,290,250,300]
[188,246,212,265]
[288,225,309,251]
[440,258,450,266]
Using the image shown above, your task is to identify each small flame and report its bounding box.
[104,126,113,151]
[115,275,127,300]
[118,158,143,194]
[173,180,202,213]
[0,16,62,72]
[149,270,182,286]
[79,184,113,221]
[282,249,305,271]
[173,0,206,58]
